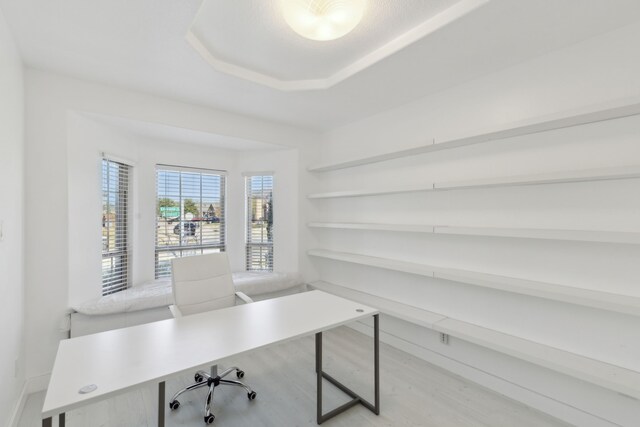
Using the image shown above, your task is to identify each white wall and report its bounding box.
[66,114,300,305]
[0,6,25,426]
[304,21,640,426]
[24,69,317,384]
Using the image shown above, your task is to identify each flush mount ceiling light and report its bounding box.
[282,0,367,41]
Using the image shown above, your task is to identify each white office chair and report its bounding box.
[167,253,257,425]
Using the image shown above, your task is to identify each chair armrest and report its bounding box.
[169,305,183,318]
[235,291,254,304]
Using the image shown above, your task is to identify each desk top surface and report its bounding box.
[43,290,377,417]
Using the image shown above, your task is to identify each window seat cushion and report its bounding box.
[232,271,302,297]
[72,272,302,315]
[72,278,173,315]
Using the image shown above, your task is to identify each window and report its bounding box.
[101,158,130,295]
[245,175,273,271]
[155,165,226,277]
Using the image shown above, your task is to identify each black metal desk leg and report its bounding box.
[315,331,320,374]
[42,413,64,427]
[158,381,165,427]
[374,313,380,414]
[316,314,381,424]
[316,331,323,423]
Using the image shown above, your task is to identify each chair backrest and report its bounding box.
[171,252,236,316]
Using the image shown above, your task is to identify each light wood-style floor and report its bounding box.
[19,326,569,427]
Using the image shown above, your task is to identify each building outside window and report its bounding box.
[101,158,130,295]
[155,165,226,277]
[245,174,273,271]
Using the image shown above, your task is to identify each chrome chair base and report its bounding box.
[169,365,256,425]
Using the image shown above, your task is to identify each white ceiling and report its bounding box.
[189,0,474,89]
[2,0,640,131]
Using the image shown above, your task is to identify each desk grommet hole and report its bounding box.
[356,309,364,313]
[79,384,97,394]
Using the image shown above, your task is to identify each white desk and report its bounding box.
[42,290,380,426]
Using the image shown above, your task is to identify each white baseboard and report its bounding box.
[348,321,618,427]
[7,373,51,427]
[7,381,27,427]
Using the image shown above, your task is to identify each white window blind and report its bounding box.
[155,165,226,277]
[245,175,273,271]
[101,158,130,295]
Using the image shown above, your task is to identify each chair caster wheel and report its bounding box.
[169,400,180,410]
[204,414,215,424]
[236,369,244,379]
[195,373,204,382]
[248,391,257,400]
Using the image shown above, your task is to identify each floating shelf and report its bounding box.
[308,222,435,233]
[308,249,640,316]
[307,222,640,245]
[307,165,640,199]
[435,165,640,191]
[307,183,434,199]
[308,97,640,173]
[434,318,640,401]
[435,226,640,245]
[433,268,640,317]
[310,280,640,400]
[310,280,446,328]
[308,249,438,279]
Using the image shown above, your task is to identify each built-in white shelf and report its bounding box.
[308,249,438,279]
[308,249,640,316]
[307,165,640,199]
[308,97,640,173]
[307,222,640,245]
[435,165,640,191]
[433,318,640,401]
[309,222,435,233]
[433,268,640,317]
[310,280,446,328]
[435,226,640,245]
[307,183,434,199]
[310,280,640,400]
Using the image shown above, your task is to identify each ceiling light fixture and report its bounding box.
[282,0,366,41]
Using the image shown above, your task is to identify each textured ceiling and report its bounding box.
[2,0,640,131]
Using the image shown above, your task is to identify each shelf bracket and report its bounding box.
[440,333,450,345]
